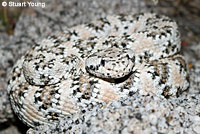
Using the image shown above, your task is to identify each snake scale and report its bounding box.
[7,13,189,128]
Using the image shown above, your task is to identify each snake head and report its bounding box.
[85,48,135,79]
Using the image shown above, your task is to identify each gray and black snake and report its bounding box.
[7,13,189,127]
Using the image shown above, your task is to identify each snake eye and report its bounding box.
[126,54,130,59]
[90,65,95,70]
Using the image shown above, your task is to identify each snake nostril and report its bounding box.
[101,59,105,66]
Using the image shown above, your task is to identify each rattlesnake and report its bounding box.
[7,13,189,128]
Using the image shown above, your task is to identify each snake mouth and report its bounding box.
[86,69,134,84]
[104,71,134,84]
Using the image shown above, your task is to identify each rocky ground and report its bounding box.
[0,0,199,133]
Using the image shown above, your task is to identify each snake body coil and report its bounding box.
[7,13,189,127]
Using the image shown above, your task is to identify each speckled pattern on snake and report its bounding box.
[7,13,189,128]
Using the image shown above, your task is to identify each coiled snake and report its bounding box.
[7,13,189,127]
